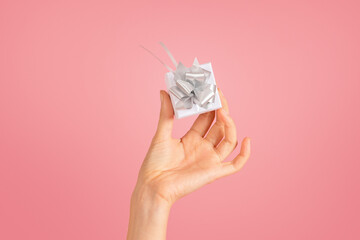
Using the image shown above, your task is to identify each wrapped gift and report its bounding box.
[143,42,222,119]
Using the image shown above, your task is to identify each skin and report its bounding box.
[127,89,251,240]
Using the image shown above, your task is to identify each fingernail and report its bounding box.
[160,91,164,103]
[246,138,251,152]
[220,109,229,120]
[221,106,229,115]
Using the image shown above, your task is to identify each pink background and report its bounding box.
[1,0,360,239]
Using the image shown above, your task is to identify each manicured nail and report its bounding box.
[160,91,164,103]
[220,109,230,121]
[246,138,251,153]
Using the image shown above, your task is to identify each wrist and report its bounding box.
[131,182,172,211]
[127,183,171,240]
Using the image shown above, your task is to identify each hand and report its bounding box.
[127,89,251,240]
[135,89,251,205]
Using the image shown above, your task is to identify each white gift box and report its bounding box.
[141,42,222,119]
[165,62,222,119]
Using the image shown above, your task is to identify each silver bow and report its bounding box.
[169,58,216,109]
[141,42,217,110]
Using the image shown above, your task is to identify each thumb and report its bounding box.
[154,90,174,141]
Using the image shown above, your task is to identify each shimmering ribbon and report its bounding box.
[141,42,217,109]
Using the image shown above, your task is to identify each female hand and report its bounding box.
[127,89,250,240]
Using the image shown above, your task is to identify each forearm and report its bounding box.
[127,184,171,240]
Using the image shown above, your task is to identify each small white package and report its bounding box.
[142,42,222,119]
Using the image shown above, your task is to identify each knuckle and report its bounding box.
[214,121,224,128]
[224,137,237,147]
